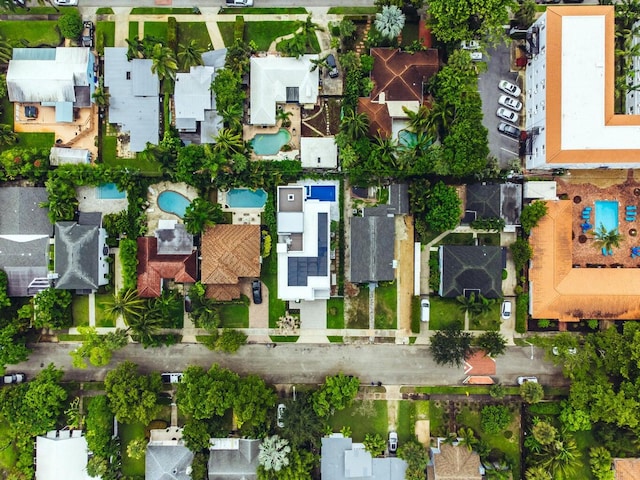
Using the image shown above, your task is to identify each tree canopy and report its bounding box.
[430,326,473,367]
[104,361,162,425]
[312,373,360,418]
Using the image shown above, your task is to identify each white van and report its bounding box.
[226,0,253,6]
[420,299,430,322]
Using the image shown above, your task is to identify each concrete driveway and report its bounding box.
[478,43,522,169]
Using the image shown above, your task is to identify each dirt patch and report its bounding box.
[387,399,398,430]
[415,420,430,447]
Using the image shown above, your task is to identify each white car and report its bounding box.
[388,431,398,454]
[552,346,577,356]
[498,95,523,112]
[498,80,522,98]
[420,299,430,322]
[460,40,480,50]
[501,300,512,320]
[53,0,78,5]
[276,404,286,428]
[497,107,519,124]
[517,376,538,385]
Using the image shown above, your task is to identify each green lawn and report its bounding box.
[218,297,249,328]
[217,22,235,47]
[329,400,388,442]
[16,132,55,149]
[72,295,90,327]
[131,7,197,13]
[429,400,447,438]
[470,302,501,331]
[0,418,16,471]
[327,6,378,13]
[120,422,146,477]
[244,21,299,52]
[96,7,114,14]
[327,297,344,329]
[429,297,464,330]
[262,256,286,329]
[572,430,597,480]
[435,233,475,246]
[0,21,61,46]
[457,405,521,475]
[400,21,419,47]
[177,22,212,50]
[0,97,12,127]
[410,296,421,333]
[375,282,397,329]
[218,7,307,14]
[128,21,139,39]
[346,287,369,329]
[96,22,115,53]
[477,233,501,246]
[101,134,117,164]
[103,154,162,176]
[95,293,115,328]
[397,401,415,443]
[144,22,168,41]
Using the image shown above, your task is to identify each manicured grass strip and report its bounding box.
[96,7,114,14]
[328,336,343,343]
[177,22,212,51]
[72,295,90,327]
[262,256,286,329]
[128,21,139,40]
[244,21,298,52]
[397,401,416,443]
[435,232,474,246]
[145,22,168,41]
[58,334,87,341]
[327,297,344,329]
[219,299,249,328]
[470,302,501,331]
[103,154,162,176]
[269,336,298,342]
[410,296,421,333]
[16,132,54,149]
[101,134,117,164]
[95,293,115,328]
[429,400,446,438]
[96,21,115,51]
[375,282,397,329]
[329,400,388,441]
[0,20,61,46]
[131,7,198,14]
[217,22,235,47]
[412,385,520,395]
[82,381,106,390]
[219,7,307,14]
[429,297,464,330]
[120,422,146,477]
[327,6,378,14]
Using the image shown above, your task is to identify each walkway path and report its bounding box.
[395,215,414,342]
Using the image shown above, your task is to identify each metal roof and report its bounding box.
[350,215,395,283]
[287,212,328,286]
[36,431,94,480]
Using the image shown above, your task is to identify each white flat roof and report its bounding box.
[36,433,95,480]
[300,137,338,169]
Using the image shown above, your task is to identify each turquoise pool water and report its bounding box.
[158,191,191,218]
[595,200,619,231]
[227,189,267,208]
[398,130,417,147]
[250,129,291,155]
[97,183,126,199]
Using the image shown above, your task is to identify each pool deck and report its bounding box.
[146,181,199,233]
[218,190,265,226]
[557,172,640,267]
[77,186,129,215]
[243,104,301,160]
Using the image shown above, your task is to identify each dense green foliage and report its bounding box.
[480,405,512,434]
[521,201,548,234]
[119,239,138,291]
[510,238,533,273]
[70,326,129,368]
[58,9,83,39]
[430,326,473,367]
[33,288,72,329]
[311,373,360,418]
[104,361,162,425]
[474,331,507,357]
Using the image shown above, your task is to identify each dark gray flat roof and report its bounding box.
[350,216,395,283]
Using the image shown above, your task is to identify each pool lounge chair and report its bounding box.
[627,205,637,210]
[627,217,636,222]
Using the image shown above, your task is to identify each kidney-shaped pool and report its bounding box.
[158,191,191,218]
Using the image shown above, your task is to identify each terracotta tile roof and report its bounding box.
[463,376,494,385]
[358,97,392,139]
[136,237,197,298]
[530,200,640,321]
[369,48,439,103]
[464,351,496,376]
[614,458,640,480]
[433,444,482,479]
[201,225,260,300]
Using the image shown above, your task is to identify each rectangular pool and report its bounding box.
[306,185,336,202]
[97,183,126,200]
[595,200,619,231]
[227,189,267,208]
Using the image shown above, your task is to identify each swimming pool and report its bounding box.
[227,189,268,208]
[398,130,417,147]
[158,191,191,218]
[595,200,619,231]
[306,185,336,201]
[250,129,291,155]
[97,183,126,200]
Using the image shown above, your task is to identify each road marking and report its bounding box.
[500,147,519,156]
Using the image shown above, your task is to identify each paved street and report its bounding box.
[12,343,567,387]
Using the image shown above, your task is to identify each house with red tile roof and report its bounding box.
[200,224,261,301]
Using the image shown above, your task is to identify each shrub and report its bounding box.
[480,405,512,434]
[428,252,440,292]
[234,15,245,41]
[516,294,528,333]
[58,9,83,39]
[119,239,138,290]
[167,17,177,53]
[521,201,548,234]
[511,238,533,273]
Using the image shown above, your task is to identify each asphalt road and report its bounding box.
[11,343,567,387]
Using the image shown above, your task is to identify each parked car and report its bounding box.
[225,0,253,6]
[420,298,430,322]
[498,94,523,112]
[252,279,262,304]
[326,54,339,78]
[388,431,398,454]
[501,300,512,320]
[81,21,94,48]
[497,107,519,124]
[184,295,193,313]
[53,0,78,5]
[2,373,25,385]
[497,122,520,139]
[552,346,577,355]
[517,376,538,385]
[460,40,481,50]
[277,404,286,428]
[498,80,522,98]
[161,373,183,383]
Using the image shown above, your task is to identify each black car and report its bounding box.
[252,279,262,304]
[497,122,520,139]
[326,54,339,79]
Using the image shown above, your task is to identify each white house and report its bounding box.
[36,430,98,480]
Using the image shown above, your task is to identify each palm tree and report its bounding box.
[92,84,110,108]
[457,427,477,452]
[103,289,145,326]
[183,198,224,235]
[427,99,456,139]
[309,54,330,73]
[340,111,370,141]
[178,40,205,71]
[277,35,307,59]
[374,5,406,41]
[371,135,397,174]
[276,109,293,128]
[126,309,163,345]
[297,15,324,50]
[150,43,178,83]
[592,224,623,253]
[525,466,551,480]
[403,105,431,134]
[125,37,144,60]
[0,124,17,147]
[214,128,245,156]
[536,435,581,480]
[0,36,13,65]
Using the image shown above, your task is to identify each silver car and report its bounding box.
[497,107,519,124]
[498,95,523,112]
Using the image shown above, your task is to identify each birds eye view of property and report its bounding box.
[3,0,640,478]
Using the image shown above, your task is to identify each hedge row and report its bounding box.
[234,15,244,41]
[119,238,138,291]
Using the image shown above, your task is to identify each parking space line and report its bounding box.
[500,147,519,156]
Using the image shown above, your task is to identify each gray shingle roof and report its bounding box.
[146,445,193,480]
[0,236,49,296]
[350,216,395,283]
[54,222,100,290]
[465,183,522,226]
[439,245,503,298]
[389,183,409,215]
[0,187,52,235]
[156,223,194,255]
[208,439,259,480]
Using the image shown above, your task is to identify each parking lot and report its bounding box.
[478,44,522,169]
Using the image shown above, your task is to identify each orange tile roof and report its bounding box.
[529,200,640,321]
[614,458,640,480]
[464,351,496,376]
[201,225,260,300]
[136,237,197,298]
[357,97,392,138]
[463,376,494,385]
